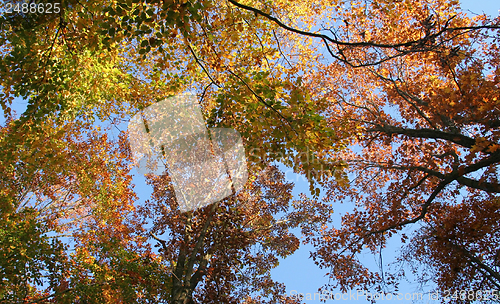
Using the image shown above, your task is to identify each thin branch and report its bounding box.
[150,232,169,254]
[186,42,220,88]
[272,29,292,67]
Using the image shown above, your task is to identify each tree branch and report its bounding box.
[185,202,218,282]
[366,179,450,236]
[367,124,476,148]
[452,242,500,288]
[227,0,499,50]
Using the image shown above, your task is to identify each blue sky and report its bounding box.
[1,0,499,302]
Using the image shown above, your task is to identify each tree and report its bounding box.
[0,116,165,303]
[139,164,330,303]
[227,0,500,300]
[0,0,344,187]
[0,0,342,302]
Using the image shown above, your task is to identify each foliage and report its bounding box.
[0,0,341,302]
[0,208,68,303]
[139,165,328,303]
[239,0,500,300]
[1,0,499,303]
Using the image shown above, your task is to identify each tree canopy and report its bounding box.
[1,0,499,303]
